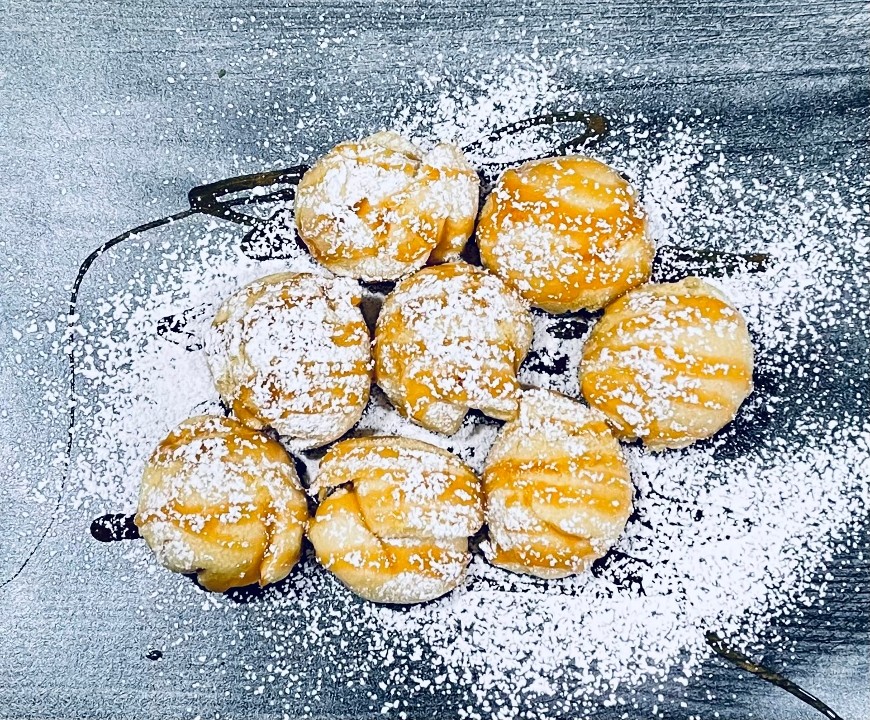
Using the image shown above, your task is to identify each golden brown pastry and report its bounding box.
[307,436,483,604]
[581,277,754,450]
[294,131,479,281]
[204,272,371,448]
[135,415,309,592]
[483,389,633,578]
[476,155,654,313]
[374,262,534,435]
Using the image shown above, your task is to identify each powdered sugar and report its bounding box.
[55,60,869,717]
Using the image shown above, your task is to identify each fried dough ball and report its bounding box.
[294,131,479,281]
[476,155,654,313]
[204,272,371,449]
[483,389,633,578]
[373,262,533,435]
[308,436,483,604]
[135,415,309,592]
[580,277,754,450]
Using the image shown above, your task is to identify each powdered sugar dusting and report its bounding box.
[57,60,869,717]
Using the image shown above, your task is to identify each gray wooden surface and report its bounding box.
[0,1,868,718]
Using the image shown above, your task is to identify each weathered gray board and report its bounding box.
[0,1,867,718]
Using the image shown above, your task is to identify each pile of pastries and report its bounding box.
[136,131,754,602]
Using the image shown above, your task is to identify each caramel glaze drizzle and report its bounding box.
[705,632,845,720]
[1,109,835,720]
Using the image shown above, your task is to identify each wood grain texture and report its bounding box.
[0,1,867,718]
